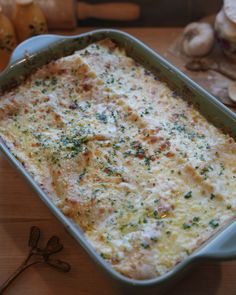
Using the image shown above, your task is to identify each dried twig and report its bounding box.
[0,226,71,294]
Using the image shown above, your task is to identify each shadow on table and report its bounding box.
[116,262,222,295]
[169,262,222,295]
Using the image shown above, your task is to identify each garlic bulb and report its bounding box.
[182,22,214,57]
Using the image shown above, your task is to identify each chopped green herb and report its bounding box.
[106,76,115,84]
[193,216,200,223]
[153,210,158,218]
[77,168,87,183]
[210,193,216,200]
[113,143,121,150]
[200,165,213,179]
[209,219,219,228]
[96,113,108,124]
[120,125,125,133]
[143,217,148,224]
[184,191,192,199]
[144,156,151,169]
[50,77,57,85]
[183,223,192,229]
[35,79,42,86]
[100,253,108,259]
[219,163,225,176]
[141,242,150,249]
[151,236,159,242]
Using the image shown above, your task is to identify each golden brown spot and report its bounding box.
[82,83,93,92]
[159,141,170,151]
[99,207,105,214]
[31,142,40,147]
[165,152,175,158]
[148,136,159,144]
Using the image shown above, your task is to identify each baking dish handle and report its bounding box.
[197,221,236,260]
[8,34,69,67]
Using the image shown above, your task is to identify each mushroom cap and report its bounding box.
[182,22,214,57]
[224,0,236,24]
[228,81,236,103]
[215,9,236,41]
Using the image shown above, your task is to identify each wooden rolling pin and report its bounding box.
[0,0,140,29]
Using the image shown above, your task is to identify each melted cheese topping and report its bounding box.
[0,39,236,279]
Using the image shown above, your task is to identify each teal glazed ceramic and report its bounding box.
[0,30,236,294]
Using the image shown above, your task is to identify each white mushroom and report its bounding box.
[182,22,214,57]
[224,0,236,25]
[215,9,236,42]
[228,81,236,103]
[215,8,236,61]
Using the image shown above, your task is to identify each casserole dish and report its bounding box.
[0,29,236,294]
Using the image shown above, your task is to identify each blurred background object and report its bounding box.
[77,0,222,27]
[0,0,221,29]
[13,0,48,42]
[0,5,17,71]
[77,2,140,21]
[181,22,214,57]
[215,0,236,62]
[0,0,141,29]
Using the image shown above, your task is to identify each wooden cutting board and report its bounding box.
[0,27,236,295]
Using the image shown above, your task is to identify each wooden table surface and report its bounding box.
[1,27,236,295]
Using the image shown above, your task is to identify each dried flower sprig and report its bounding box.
[0,226,71,294]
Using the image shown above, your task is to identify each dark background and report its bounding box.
[79,0,222,27]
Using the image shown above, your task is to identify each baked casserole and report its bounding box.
[0,39,236,279]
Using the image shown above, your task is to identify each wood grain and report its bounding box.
[0,28,236,295]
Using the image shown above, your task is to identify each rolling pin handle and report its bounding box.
[77,2,140,21]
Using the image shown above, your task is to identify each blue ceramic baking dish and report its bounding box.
[0,29,236,294]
